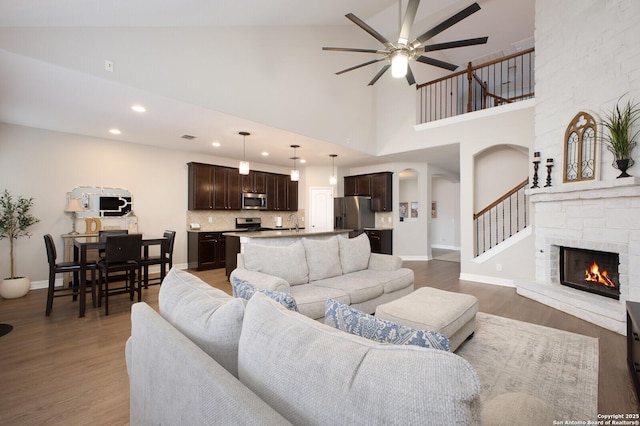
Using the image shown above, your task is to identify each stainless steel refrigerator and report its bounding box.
[334,196,375,236]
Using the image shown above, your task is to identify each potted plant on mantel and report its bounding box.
[0,190,40,299]
[601,96,640,178]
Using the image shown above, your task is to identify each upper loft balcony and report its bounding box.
[416,48,534,125]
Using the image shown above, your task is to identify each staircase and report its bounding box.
[473,179,529,257]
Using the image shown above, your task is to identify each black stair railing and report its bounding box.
[417,48,535,124]
[473,179,529,256]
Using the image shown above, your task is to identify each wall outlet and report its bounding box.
[105,60,114,72]
[208,216,213,223]
[388,217,392,222]
[496,263,502,271]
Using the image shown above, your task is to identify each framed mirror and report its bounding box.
[68,186,133,218]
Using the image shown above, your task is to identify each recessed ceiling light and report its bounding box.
[212,142,221,147]
[109,128,121,135]
[300,159,306,164]
[131,105,146,113]
[261,152,269,156]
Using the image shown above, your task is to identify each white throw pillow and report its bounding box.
[243,241,309,285]
[338,233,371,273]
[158,268,245,377]
[301,237,343,281]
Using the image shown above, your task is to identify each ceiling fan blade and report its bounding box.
[368,64,391,86]
[422,36,488,52]
[346,13,394,48]
[405,64,416,86]
[398,0,420,44]
[322,47,386,54]
[336,57,387,75]
[415,55,459,71]
[411,2,481,47]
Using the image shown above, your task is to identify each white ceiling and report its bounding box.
[0,0,534,173]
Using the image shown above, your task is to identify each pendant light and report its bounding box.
[329,154,338,185]
[290,144,300,182]
[238,131,250,175]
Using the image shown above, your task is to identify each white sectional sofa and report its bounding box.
[229,233,415,319]
[126,268,483,425]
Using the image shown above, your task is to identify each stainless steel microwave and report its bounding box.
[242,192,267,210]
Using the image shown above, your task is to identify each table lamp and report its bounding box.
[64,198,84,235]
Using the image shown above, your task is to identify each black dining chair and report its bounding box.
[97,234,142,316]
[44,234,98,317]
[98,229,128,258]
[141,230,176,288]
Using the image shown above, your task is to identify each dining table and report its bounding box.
[72,234,167,317]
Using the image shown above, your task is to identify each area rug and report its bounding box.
[456,312,599,421]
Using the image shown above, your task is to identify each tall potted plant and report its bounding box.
[0,190,40,299]
[601,97,640,178]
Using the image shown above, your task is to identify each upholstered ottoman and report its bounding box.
[375,287,479,352]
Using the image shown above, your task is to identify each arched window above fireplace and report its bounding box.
[564,111,597,182]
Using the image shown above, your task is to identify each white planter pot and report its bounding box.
[0,277,31,299]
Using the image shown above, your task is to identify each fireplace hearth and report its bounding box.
[560,247,620,300]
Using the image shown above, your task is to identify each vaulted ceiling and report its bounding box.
[0,0,534,174]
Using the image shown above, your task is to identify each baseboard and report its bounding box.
[432,244,460,251]
[459,273,515,288]
[400,255,430,261]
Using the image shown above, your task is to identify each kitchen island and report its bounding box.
[223,228,351,278]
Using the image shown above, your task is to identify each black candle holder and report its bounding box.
[544,159,554,187]
[531,159,541,188]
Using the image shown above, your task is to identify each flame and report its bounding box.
[584,261,616,287]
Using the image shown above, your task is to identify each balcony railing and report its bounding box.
[473,179,529,257]
[417,48,534,124]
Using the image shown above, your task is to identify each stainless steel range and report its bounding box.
[235,217,273,232]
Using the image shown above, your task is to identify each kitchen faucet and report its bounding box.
[287,213,300,232]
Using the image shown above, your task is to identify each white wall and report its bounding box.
[431,176,460,249]
[474,145,528,211]
[0,123,292,285]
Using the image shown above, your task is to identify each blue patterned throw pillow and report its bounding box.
[324,298,450,351]
[231,277,299,312]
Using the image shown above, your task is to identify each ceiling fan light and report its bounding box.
[239,161,250,175]
[391,52,408,78]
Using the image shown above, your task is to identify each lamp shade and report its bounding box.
[64,198,85,213]
[391,52,409,78]
[239,161,250,175]
[290,169,300,182]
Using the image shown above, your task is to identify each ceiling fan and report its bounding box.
[322,0,488,86]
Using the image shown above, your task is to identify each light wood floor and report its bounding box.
[0,260,637,425]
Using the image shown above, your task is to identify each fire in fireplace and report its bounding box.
[559,247,620,300]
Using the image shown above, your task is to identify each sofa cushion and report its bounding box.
[348,268,414,293]
[231,276,298,312]
[238,293,481,425]
[311,275,383,304]
[158,268,245,377]
[337,233,371,273]
[325,298,451,351]
[301,237,342,281]
[289,284,350,320]
[243,242,309,286]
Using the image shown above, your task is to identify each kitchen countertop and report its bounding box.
[223,228,351,238]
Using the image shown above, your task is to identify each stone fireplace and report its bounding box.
[516,177,640,335]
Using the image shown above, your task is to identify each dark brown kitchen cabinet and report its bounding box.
[364,229,393,255]
[188,162,214,210]
[344,172,392,212]
[370,172,393,212]
[344,175,371,197]
[241,171,267,194]
[266,173,298,211]
[213,166,241,210]
[188,231,226,270]
[188,162,292,211]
